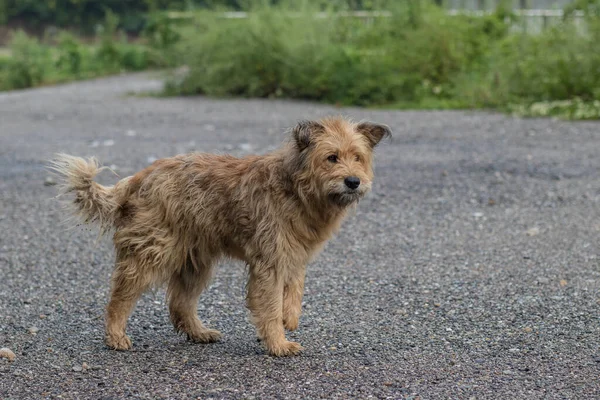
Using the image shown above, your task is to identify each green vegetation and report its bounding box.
[166,3,506,106]
[164,1,600,119]
[0,0,244,34]
[0,11,175,91]
[0,30,159,90]
[2,0,600,119]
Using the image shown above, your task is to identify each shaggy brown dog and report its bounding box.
[51,117,390,356]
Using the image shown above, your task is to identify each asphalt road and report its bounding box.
[1,74,599,399]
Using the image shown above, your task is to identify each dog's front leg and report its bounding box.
[246,263,303,356]
[283,265,305,331]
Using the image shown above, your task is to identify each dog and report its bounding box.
[50,116,390,356]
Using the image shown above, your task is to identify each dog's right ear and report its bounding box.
[292,120,323,151]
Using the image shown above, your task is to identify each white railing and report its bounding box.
[167,8,588,33]
[167,9,584,19]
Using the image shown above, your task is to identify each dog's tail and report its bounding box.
[49,154,128,234]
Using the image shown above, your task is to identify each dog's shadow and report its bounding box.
[90,327,312,362]
[90,338,311,370]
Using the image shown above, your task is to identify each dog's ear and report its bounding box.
[292,120,324,151]
[356,122,392,148]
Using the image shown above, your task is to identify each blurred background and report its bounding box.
[1,0,599,119]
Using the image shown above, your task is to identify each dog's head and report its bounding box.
[289,117,391,208]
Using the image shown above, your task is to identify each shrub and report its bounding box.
[55,32,84,76]
[0,28,158,91]
[144,12,182,50]
[489,24,600,104]
[94,10,123,72]
[168,1,511,106]
[0,0,211,34]
[165,0,600,116]
[142,11,185,67]
[4,31,51,89]
[119,45,151,71]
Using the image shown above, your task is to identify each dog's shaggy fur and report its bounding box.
[50,117,390,356]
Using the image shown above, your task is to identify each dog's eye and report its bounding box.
[354,155,361,162]
[327,154,338,163]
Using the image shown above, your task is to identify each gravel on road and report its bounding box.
[1,73,599,399]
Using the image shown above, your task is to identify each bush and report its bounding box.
[141,11,184,67]
[55,32,84,76]
[144,12,182,49]
[168,2,511,106]
[119,45,151,71]
[489,25,600,104]
[0,27,161,91]
[94,10,123,72]
[3,31,51,89]
[91,11,154,73]
[165,0,600,116]
[452,6,600,111]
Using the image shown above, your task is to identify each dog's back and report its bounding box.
[113,153,284,269]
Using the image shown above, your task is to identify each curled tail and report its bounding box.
[49,154,128,234]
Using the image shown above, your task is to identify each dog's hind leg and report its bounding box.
[167,256,221,343]
[105,257,151,350]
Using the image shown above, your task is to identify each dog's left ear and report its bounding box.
[356,122,392,148]
[292,120,324,151]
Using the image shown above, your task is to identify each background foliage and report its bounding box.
[0,0,240,33]
[0,0,379,33]
[164,0,600,118]
[2,0,600,119]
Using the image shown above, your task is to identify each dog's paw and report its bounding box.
[283,316,299,331]
[267,340,303,357]
[187,328,222,344]
[105,333,132,350]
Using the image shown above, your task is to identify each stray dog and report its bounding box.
[50,117,390,356]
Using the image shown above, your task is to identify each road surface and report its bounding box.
[1,74,599,399]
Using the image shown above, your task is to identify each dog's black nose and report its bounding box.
[344,176,360,190]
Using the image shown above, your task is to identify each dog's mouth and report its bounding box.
[329,190,363,207]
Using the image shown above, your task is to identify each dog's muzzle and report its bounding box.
[329,189,363,207]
